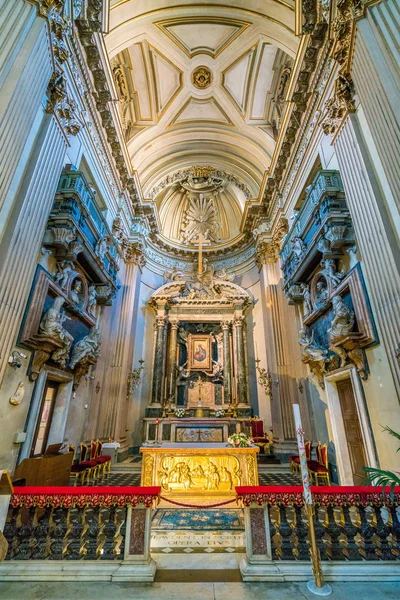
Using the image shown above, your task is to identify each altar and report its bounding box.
[140,443,259,496]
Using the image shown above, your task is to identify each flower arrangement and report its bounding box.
[215,409,225,418]
[227,432,254,447]
[174,408,185,418]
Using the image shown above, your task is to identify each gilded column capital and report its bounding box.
[169,319,179,330]
[255,241,279,268]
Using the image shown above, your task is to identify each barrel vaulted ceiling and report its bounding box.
[107,1,297,245]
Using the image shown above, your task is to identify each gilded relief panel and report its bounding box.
[157,454,241,493]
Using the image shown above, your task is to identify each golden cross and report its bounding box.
[192,375,204,402]
[193,231,204,276]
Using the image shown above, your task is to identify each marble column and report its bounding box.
[334,114,400,397]
[151,316,166,405]
[166,319,179,402]
[221,320,232,404]
[233,315,249,405]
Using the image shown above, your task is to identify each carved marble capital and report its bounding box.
[125,242,146,270]
[233,316,245,328]
[169,319,179,330]
[156,316,166,328]
[221,320,231,331]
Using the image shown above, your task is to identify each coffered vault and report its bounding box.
[107,0,298,217]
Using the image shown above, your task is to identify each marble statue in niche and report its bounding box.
[54,260,74,290]
[39,297,73,367]
[70,278,83,305]
[301,283,313,314]
[328,295,355,367]
[69,327,101,370]
[315,279,329,308]
[87,284,97,314]
[321,259,346,287]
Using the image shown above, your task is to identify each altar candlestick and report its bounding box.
[293,404,331,596]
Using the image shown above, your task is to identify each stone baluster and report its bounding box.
[233,315,248,405]
[151,316,166,405]
[221,320,232,405]
[166,319,179,403]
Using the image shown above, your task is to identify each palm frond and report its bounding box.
[363,466,400,499]
[381,426,400,451]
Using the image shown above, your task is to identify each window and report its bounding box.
[31,381,58,457]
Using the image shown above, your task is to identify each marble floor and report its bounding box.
[0,581,399,599]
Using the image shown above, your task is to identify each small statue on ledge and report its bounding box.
[69,327,101,370]
[328,295,355,367]
[39,297,74,367]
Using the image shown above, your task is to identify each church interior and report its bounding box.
[0,1,399,598]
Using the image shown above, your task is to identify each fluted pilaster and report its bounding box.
[0,113,67,386]
[0,19,52,219]
[334,114,400,397]
[103,260,141,444]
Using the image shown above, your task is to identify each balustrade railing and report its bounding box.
[236,485,400,581]
[0,486,160,581]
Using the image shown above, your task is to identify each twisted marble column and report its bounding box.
[221,320,232,404]
[151,316,166,404]
[166,319,179,402]
[233,315,248,404]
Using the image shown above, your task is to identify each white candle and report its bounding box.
[293,404,312,505]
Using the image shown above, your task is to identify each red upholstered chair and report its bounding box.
[308,443,330,486]
[69,445,88,486]
[80,442,99,483]
[94,439,112,476]
[69,444,95,485]
[250,419,271,454]
[289,440,312,475]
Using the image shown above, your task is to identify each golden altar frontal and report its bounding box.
[140,443,259,496]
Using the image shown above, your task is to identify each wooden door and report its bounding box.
[31,381,58,457]
[336,379,367,484]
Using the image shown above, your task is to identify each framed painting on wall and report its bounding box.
[188,334,212,371]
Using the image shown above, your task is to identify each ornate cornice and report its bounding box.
[321,0,368,136]
[260,23,328,210]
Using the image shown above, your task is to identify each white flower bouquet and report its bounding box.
[215,409,225,418]
[227,432,254,447]
[174,408,185,418]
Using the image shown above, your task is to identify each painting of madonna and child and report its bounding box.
[188,334,212,372]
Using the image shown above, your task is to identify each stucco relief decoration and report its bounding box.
[69,327,101,387]
[46,73,83,137]
[192,66,212,89]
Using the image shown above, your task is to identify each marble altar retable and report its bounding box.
[140,443,259,496]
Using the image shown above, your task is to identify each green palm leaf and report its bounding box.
[363,466,400,499]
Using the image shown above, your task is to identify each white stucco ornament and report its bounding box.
[9,382,25,406]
